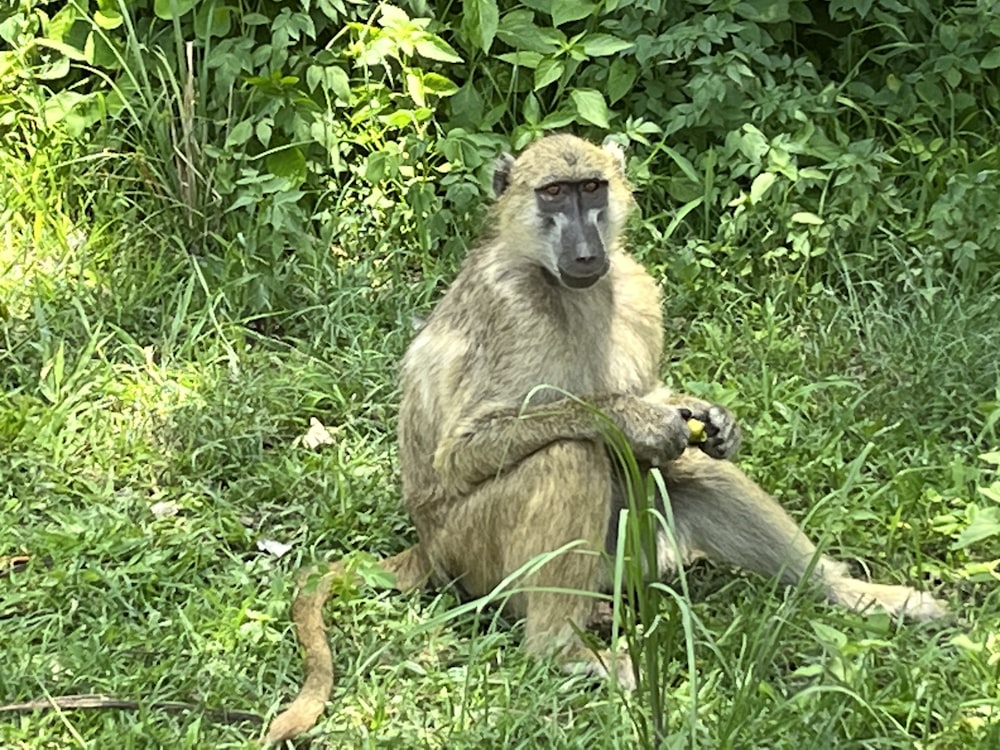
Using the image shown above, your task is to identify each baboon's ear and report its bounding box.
[601,136,627,173]
[492,152,515,197]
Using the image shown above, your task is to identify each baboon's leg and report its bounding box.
[426,440,634,685]
[660,450,946,620]
[264,545,431,743]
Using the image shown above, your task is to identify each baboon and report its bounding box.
[265,134,946,742]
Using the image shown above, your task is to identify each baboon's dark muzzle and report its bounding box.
[558,257,610,288]
[557,223,608,288]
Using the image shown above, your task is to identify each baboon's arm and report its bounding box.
[434,396,617,494]
[433,394,686,495]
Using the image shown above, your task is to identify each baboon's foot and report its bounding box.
[559,646,636,691]
[830,579,947,621]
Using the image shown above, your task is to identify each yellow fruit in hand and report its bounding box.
[686,418,707,444]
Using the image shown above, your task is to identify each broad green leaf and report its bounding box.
[45,2,85,43]
[915,79,943,106]
[581,33,634,57]
[570,88,610,128]
[153,0,195,21]
[551,0,597,26]
[981,48,1000,69]
[810,621,848,648]
[534,58,564,90]
[791,211,824,225]
[307,65,351,101]
[225,119,253,148]
[255,120,272,146]
[789,1,813,22]
[194,4,232,38]
[406,71,425,107]
[829,0,874,19]
[938,24,958,52]
[378,4,410,28]
[953,506,1000,549]
[523,92,541,125]
[36,56,71,80]
[326,66,351,101]
[81,29,112,66]
[462,0,499,54]
[33,38,88,62]
[405,71,458,104]
[497,51,543,68]
[954,91,976,111]
[380,108,422,128]
[738,123,769,162]
[750,172,776,203]
[93,10,123,30]
[356,558,398,588]
[266,147,307,180]
[317,0,345,21]
[632,120,661,135]
[306,65,322,92]
[365,151,388,183]
[607,57,636,104]
[42,90,87,128]
[415,36,463,63]
[421,72,459,96]
[449,83,485,128]
[497,10,562,55]
[538,108,575,129]
[735,0,790,22]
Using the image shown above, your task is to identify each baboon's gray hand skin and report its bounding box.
[701,404,742,460]
[681,403,741,460]
[613,398,690,466]
[644,388,741,461]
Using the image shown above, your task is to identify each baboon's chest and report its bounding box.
[519,291,660,398]
[456,254,664,404]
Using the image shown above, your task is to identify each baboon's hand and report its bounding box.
[614,400,689,465]
[679,404,741,460]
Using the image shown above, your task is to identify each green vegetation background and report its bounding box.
[1,0,998,747]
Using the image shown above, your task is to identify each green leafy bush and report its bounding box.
[4,0,997,324]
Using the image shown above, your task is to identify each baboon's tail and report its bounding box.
[264,546,429,743]
[263,560,339,743]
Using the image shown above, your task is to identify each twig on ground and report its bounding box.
[0,694,264,726]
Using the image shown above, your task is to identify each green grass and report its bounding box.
[3,136,1000,750]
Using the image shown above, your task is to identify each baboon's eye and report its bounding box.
[581,180,601,193]
[540,183,563,197]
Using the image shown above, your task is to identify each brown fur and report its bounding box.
[265,134,946,742]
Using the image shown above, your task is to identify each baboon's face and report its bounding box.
[534,177,611,289]
[493,135,630,289]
